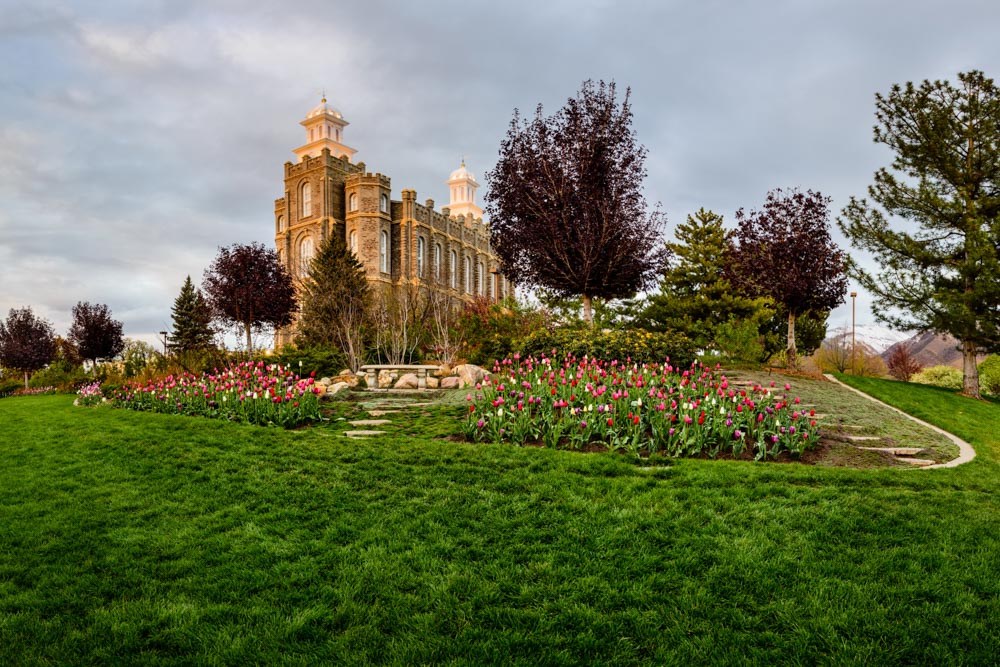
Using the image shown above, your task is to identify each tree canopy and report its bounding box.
[838,70,1000,398]
[68,301,125,372]
[203,242,297,355]
[0,307,56,388]
[485,79,666,324]
[729,188,847,368]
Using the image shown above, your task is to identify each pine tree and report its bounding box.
[169,276,215,353]
[638,209,760,349]
[298,234,370,370]
[838,70,1000,398]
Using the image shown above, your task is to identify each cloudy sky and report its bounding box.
[2,0,999,346]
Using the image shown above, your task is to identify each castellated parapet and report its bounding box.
[273,100,508,348]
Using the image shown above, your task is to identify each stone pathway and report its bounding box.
[343,430,386,438]
[342,396,440,438]
[823,374,976,470]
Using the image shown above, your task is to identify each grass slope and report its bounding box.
[1,388,999,665]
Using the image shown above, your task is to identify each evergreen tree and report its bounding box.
[838,70,1000,398]
[298,234,370,370]
[169,275,215,353]
[638,208,761,349]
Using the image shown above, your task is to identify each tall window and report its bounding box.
[300,181,312,218]
[450,250,457,289]
[349,230,358,254]
[276,215,285,232]
[348,192,358,212]
[488,268,495,299]
[299,237,314,277]
[380,230,389,273]
[478,261,485,295]
[416,236,426,277]
[434,243,442,280]
[464,256,472,293]
[380,194,388,213]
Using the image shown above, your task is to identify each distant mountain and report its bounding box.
[826,324,913,355]
[881,331,981,369]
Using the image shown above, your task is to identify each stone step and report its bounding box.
[367,409,401,417]
[343,430,387,438]
[902,458,936,467]
[407,402,434,408]
[857,446,925,456]
[349,419,392,427]
[842,435,884,442]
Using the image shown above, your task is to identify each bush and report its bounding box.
[29,361,90,393]
[458,298,552,366]
[515,327,697,369]
[910,365,963,390]
[0,378,22,397]
[978,355,1000,395]
[267,344,347,379]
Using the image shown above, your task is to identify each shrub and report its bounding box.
[910,365,963,390]
[515,327,697,368]
[886,344,922,381]
[29,360,90,393]
[267,344,347,379]
[458,298,552,366]
[978,355,1000,395]
[0,378,22,398]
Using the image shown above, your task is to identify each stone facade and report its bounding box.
[273,99,509,348]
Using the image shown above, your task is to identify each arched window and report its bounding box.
[276,215,285,232]
[464,256,472,293]
[299,237,314,277]
[300,182,312,218]
[380,230,389,273]
[348,192,358,212]
[434,243,442,279]
[416,236,426,277]
[349,230,358,254]
[450,250,457,289]
[478,261,485,295]
[380,194,389,213]
[488,268,495,299]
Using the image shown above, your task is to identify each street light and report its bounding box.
[850,292,857,374]
[159,331,169,357]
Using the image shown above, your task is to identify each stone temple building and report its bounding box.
[273,98,509,347]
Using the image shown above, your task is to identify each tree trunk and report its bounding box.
[245,322,253,357]
[961,339,980,398]
[583,294,593,327]
[786,311,797,369]
[24,371,29,390]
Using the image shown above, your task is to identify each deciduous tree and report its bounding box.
[485,79,666,325]
[68,302,125,374]
[203,242,297,356]
[729,188,847,368]
[0,307,56,388]
[838,70,1000,398]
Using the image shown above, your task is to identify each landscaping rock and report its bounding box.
[440,376,460,389]
[426,376,439,389]
[327,382,350,395]
[368,409,401,417]
[319,377,332,386]
[378,369,398,388]
[454,364,487,388]
[332,372,359,387]
[343,430,387,438]
[434,364,453,378]
[349,419,392,427]
[394,373,419,390]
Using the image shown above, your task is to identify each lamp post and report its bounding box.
[159,331,169,357]
[850,292,857,374]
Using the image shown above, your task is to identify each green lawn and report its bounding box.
[2,379,1000,665]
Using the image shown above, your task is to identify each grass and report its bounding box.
[2,378,1000,665]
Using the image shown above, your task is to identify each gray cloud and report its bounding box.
[2,0,1000,346]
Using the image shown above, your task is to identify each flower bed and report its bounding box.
[464,355,821,460]
[110,361,324,428]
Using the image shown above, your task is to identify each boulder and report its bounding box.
[394,373,420,390]
[426,376,439,389]
[327,381,350,395]
[338,369,354,377]
[378,369,398,388]
[440,376,460,389]
[455,364,487,388]
[332,372,359,387]
[318,377,332,386]
[433,364,453,378]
